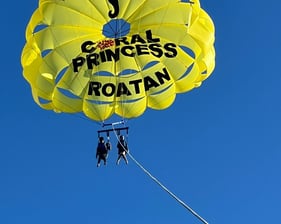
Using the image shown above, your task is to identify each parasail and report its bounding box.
[21,0,215,122]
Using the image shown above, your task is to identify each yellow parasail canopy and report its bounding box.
[21,0,215,122]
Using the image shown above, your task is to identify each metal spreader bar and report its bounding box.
[98,127,129,137]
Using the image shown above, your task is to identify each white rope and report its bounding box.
[112,125,209,224]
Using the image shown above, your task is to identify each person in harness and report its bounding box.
[116,135,129,165]
[96,137,111,167]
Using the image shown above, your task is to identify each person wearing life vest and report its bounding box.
[116,135,129,165]
[96,137,110,167]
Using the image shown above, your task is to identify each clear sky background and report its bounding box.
[1,1,281,224]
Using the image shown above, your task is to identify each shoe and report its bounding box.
[97,163,100,167]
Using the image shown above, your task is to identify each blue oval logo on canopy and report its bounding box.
[102,19,131,38]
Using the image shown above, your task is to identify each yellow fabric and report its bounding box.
[21,0,215,122]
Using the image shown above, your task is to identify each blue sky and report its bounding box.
[1,1,281,224]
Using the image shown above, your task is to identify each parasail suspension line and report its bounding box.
[111,124,209,224]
